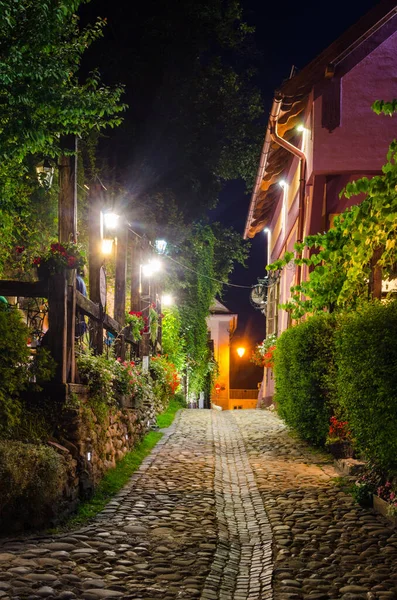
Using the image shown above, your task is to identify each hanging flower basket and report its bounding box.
[33,242,86,278]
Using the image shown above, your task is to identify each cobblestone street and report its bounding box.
[1,409,397,600]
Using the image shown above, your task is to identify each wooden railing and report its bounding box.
[0,276,141,385]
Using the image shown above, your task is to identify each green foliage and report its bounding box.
[267,122,397,320]
[98,0,263,216]
[112,357,153,407]
[125,311,146,342]
[335,300,397,470]
[59,431,162,529]
[274,313,336,446]
[33,241,86,274]
[0,0,126,168]
[251,333,277,367]
[76,349,118,421]
[163,222,248,396]
[150,355,180,409]
[0,0,125,277]
[156,393,186,429]
[0,306,56,437]
[0,441,66,523]
[161,306,186,372]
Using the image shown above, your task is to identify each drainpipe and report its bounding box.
[269,94,307,288]
[244,97,281,240]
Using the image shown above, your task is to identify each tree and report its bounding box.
[0,0,126,276]
[161,221,249,396]
[78,0,264,218]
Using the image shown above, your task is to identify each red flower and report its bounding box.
[33,257,41,265]
[15,246,25,254]
[67,255,76,267]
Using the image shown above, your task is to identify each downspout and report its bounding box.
[269,94,307,288]
[244,97,281,240]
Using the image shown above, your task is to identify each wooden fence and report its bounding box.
[0,273,144,385]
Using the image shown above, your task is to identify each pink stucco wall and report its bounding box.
[313,30,397,175]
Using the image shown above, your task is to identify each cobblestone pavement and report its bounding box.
[232,410,397,600]
[1,410,397,600]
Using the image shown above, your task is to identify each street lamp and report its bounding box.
[103,211,119,230]
[154,239,167,254]
[161,294,174,306]
[237,347,246,358]
[36,159,55,188]
[101,238,114,255]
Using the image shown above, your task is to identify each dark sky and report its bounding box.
[79,0,381,387]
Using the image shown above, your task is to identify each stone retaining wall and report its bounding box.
[0,384,165,533]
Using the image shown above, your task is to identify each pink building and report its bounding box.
[244,1,397,404]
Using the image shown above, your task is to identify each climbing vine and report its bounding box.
[267,101,397,320]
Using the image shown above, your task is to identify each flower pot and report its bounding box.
[327,440,354,459]
[373,495,397,526]
[36,263,51,281]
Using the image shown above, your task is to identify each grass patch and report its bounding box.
[55,430,163,531]
[156,396,185,429]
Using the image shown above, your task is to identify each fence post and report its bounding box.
[47,274,68,384]
[114,223,127,325]
[88,183,104,355]
[58,135,78,382]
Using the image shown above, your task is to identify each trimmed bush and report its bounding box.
[274,312,336,445]
[0,441,67,529]
[335,300,397,470]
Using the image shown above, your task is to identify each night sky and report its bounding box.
[79,0,382,387]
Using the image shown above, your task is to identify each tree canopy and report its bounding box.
[78,0,264,218]
[0,0,126,276]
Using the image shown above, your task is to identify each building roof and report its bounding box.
[209,298,235,315]
[245,0,397,239]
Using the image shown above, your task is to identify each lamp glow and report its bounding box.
[161,294,173,306]
[150,259,161,273]
[101,238,114,255]
[279,179,287,189]
[297,124,306,133]
[263,227,271,234]
[237,347,246,358]
[141,263,154,277]
[155,239,167,254]
[103,211,119,229]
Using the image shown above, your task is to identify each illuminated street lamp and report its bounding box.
[236,347,246,358]
[101,238,114,255]
[103,211,119,230]
[36,159,55,188]
[154,239,167,254]
[161,294,174,306]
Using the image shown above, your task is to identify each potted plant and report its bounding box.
[33,241,86,279]
[125,310,149,342]
[325,416,354,458]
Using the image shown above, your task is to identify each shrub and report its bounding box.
[0,441,66,527]
[0,305,55,437]
[274,312,336,445]
[150,355,180,404]
[335,300,397,470]
[76,349,118,421]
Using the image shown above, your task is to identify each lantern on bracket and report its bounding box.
[36,159,55,188]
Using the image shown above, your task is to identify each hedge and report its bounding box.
[335,300,397,470]
[274,312,336,446]
[0,441,67,530]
